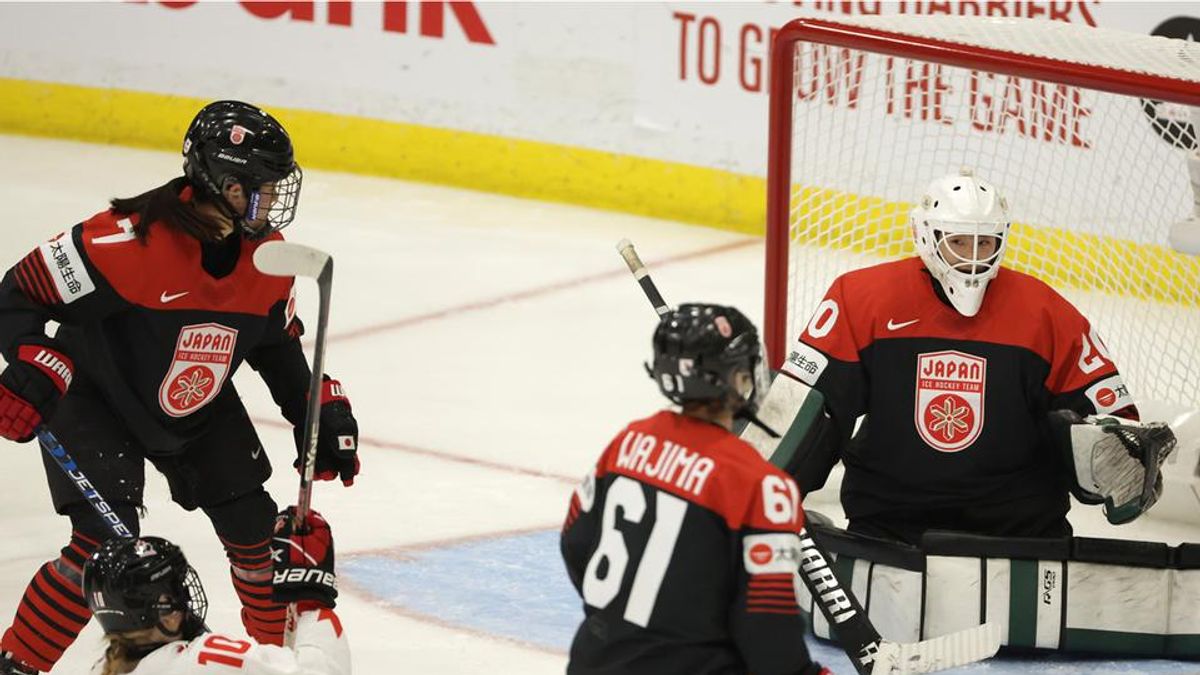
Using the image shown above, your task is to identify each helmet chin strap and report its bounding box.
[738,409,781,439]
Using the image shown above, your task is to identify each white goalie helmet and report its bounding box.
[911,169,1011,317]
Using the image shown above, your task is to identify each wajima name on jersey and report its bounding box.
[614,431,714,497]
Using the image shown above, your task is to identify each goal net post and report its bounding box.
[765,16,1200,414]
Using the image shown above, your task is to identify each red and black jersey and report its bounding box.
[782,257,1137,524]
[0,209,312,454]
[561,410,820,675]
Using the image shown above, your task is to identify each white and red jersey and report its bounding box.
[124,608,350,675]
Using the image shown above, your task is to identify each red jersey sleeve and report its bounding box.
[1044,292,1137,419]
[0,220,129,360]
[779,275,868,491]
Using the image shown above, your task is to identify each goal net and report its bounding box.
[765,16,1200,412]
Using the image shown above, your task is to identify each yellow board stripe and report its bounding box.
[0,77,765,234]
[791,187,1200,306]
[4,77,1197,306]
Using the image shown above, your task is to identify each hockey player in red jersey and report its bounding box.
[561,304,828,675]
[82,508,349,675]
[0,101,360,674]
[778,169,1173,546]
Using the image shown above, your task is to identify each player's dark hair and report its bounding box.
[109,176,227,243]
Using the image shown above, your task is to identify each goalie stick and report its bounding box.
[253,240,334,647]
[615,238,1001,675]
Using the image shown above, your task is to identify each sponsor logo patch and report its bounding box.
[749,542,774,565]
[158,323,238,417]
[1085,375,1133,415]
[783,342,828,386]
[38,232,95,304]
[915,350,987,452]
[743,532,802,574]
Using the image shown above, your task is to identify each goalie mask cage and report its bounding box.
[765,16,1200,411]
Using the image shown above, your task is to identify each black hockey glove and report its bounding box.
[293,376,360,486]
[271,506,337,609]
[0,344,73,443]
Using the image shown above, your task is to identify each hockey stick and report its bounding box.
[36,426,134,539]
[254,241,334,527]
[615,239,1000,675]
[253,240,334,646]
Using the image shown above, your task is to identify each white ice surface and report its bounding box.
[0,134,1196,674]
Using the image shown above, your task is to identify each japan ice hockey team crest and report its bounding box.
[915,350,987,453]
[158,323,239,418]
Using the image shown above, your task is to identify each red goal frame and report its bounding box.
[764,18,1200,369]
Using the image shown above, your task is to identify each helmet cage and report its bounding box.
[241,163,303,238]
[181,100,302,239]
[927,219,1009,281]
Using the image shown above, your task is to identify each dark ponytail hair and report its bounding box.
[109,177,226,242]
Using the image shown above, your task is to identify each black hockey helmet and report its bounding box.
[182,100,302,238]
[82,536,208,639]
[649,303,767,415]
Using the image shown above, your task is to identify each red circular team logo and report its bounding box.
[922,394,976,447]
[168,365,216,413]
[749,543,774,565]
[1096,388,1117,407]
[158,324,238,418]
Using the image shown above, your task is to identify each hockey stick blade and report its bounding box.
[254,241,332,279]
[870,621,1001,675]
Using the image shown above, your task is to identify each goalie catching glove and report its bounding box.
[271,506,338,609]
[1051,410,1176,524]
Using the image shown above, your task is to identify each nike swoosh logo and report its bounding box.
[886,318,920,331]
[251,445,262,460]
[160,291,189,303]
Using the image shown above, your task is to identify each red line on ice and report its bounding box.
[324,238,757,344]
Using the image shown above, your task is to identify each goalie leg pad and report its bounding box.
[745,371,839,494]
[805,524,1200,657]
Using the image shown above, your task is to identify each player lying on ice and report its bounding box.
[750,168,1198,659]
[561,303,830,675]
[0,100,359,675]
[82,507,348,675]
